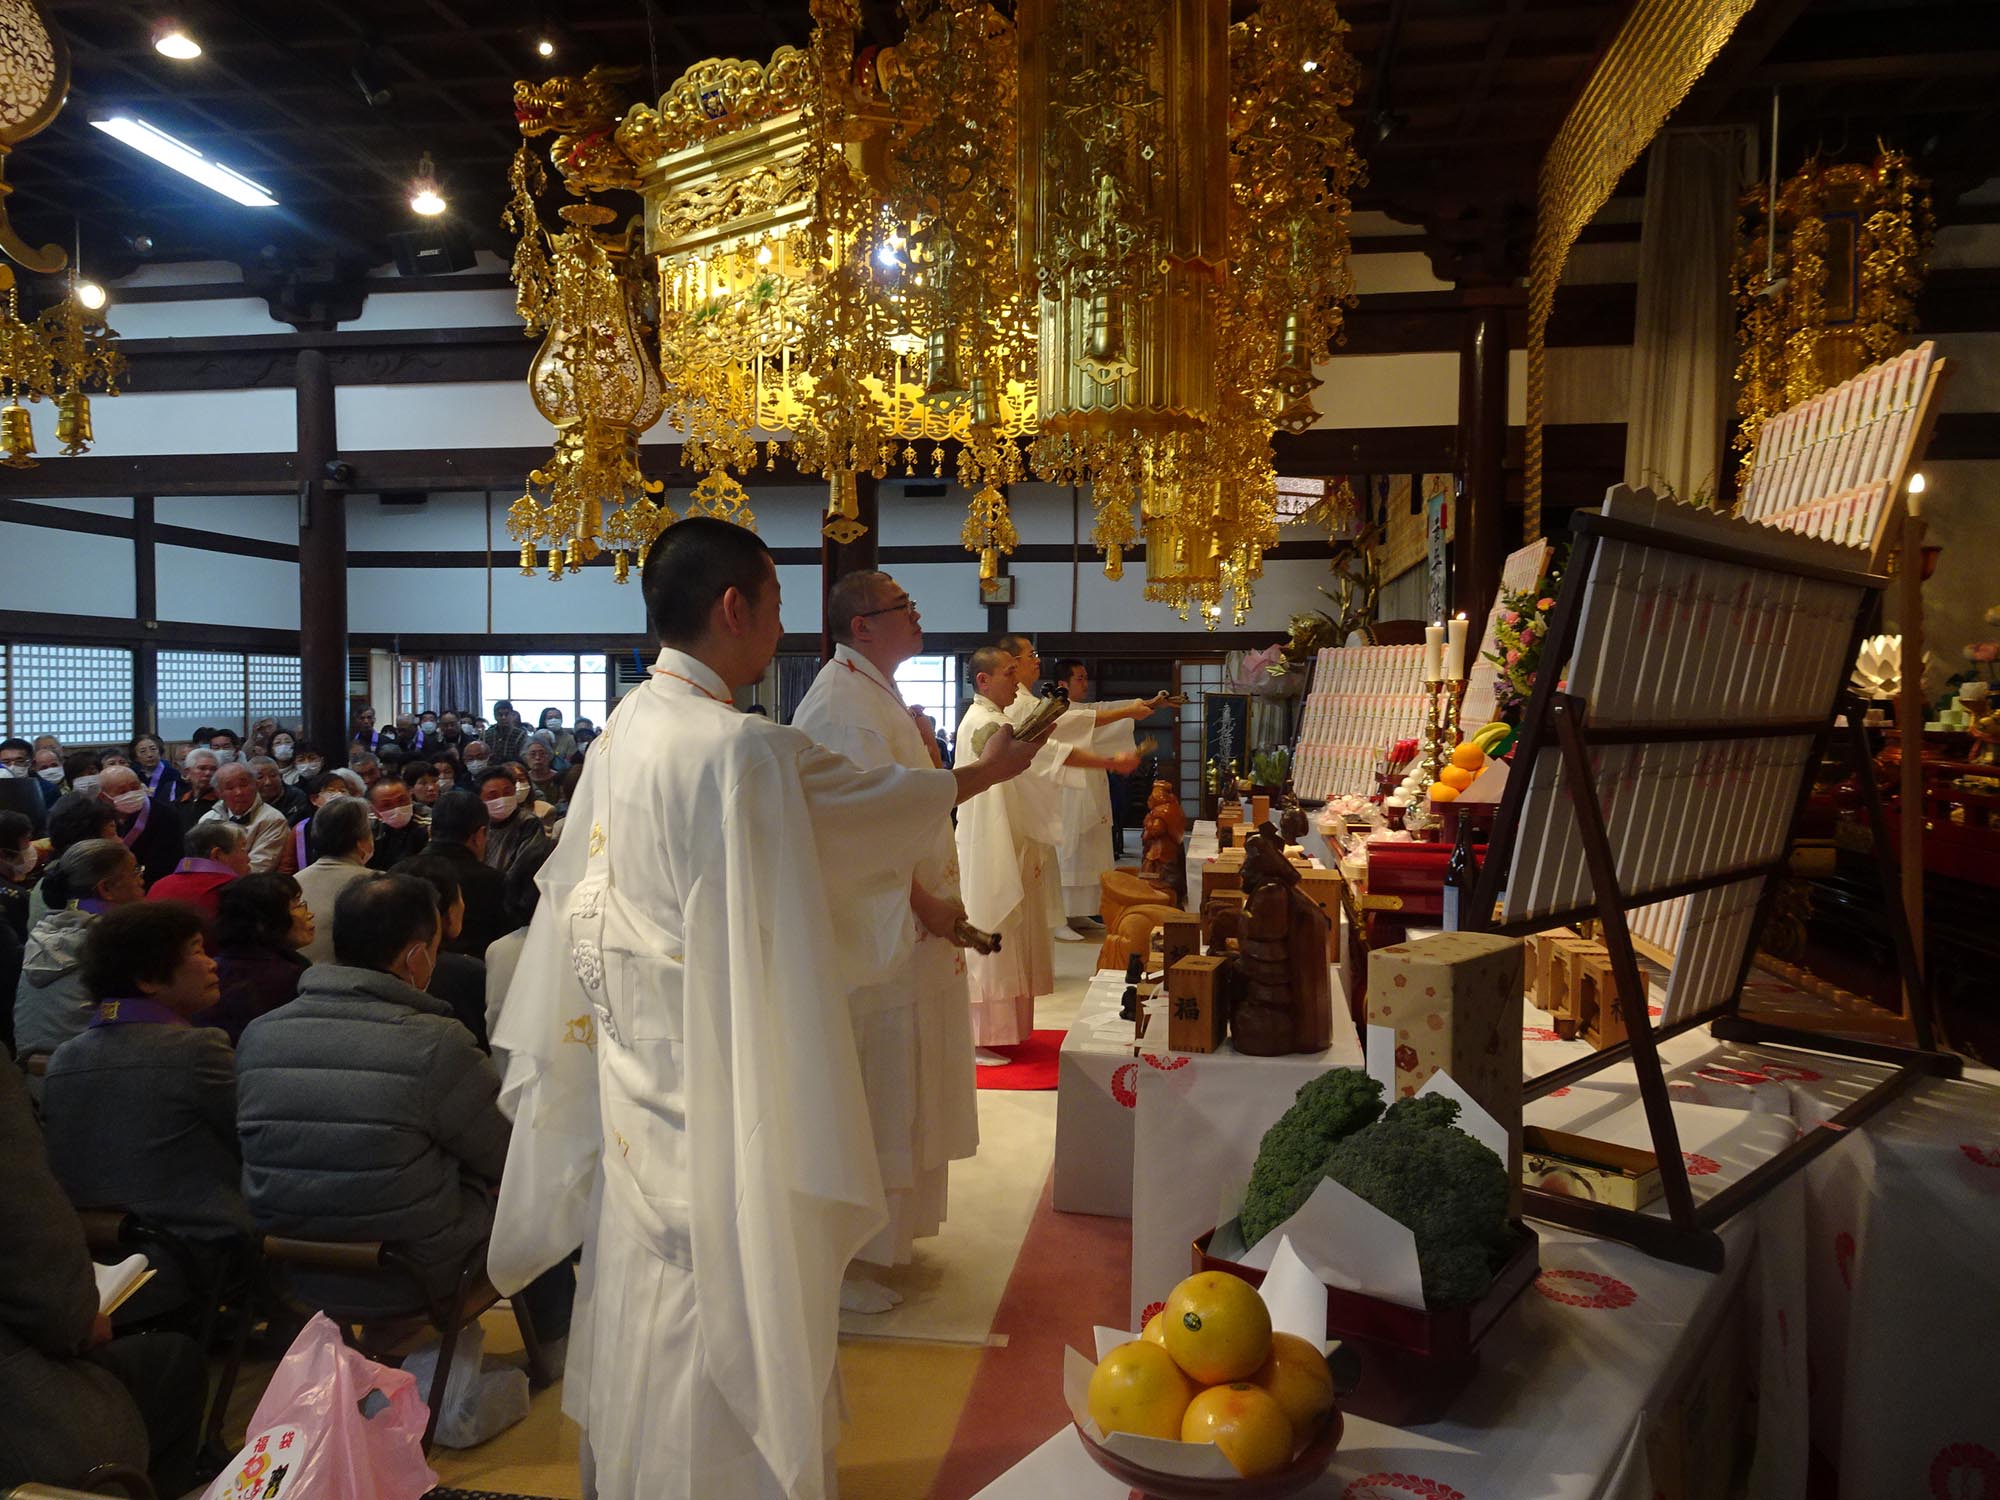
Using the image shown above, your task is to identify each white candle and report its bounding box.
[1423,623,1443,682]
[1447,612,1469,680]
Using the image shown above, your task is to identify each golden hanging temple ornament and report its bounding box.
[502,0,1362,614]
[1731,146,1932,492]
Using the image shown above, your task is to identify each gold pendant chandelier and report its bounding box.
[503,0,1361,613]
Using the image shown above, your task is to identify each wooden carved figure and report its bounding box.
[1229,827,1333,1056]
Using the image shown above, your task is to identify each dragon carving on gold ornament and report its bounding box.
[514,66,645,195]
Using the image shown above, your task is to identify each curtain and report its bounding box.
[775,654,820,724]
[439,653,484,717]
[1623,126,1753,503]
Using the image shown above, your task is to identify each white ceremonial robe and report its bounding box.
[955,694,1065,1046]
[1052,704,1136,915]
[488,648,958,1500]
[792,647,980,1267]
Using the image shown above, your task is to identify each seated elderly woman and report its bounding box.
[13,840,147,1073]
[42,900,249,1318]
[199,872,312,1043]
[145,819,251,925]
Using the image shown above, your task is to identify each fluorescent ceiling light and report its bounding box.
[90,115,277,208]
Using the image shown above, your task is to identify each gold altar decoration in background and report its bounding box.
[1522,0,1754,539]
[1730,147,1932,490]
[502,140,670,582]
[504,0,1362,614]
[0,0,71,273]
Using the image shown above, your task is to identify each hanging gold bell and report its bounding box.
[548,546,564,581]
[979,545,998,581]
[55,390,92,456]
[1104,544,1124,581]
[1079,293,1136,386]
[923,326,969,402]
[519,542,537,575]
[823,470,868,544]
[565,538,582,573]
[0,403,36,468]
[614,551,630,584]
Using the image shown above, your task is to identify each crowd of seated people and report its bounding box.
[1,699,596,1492]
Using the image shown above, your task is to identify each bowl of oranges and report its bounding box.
[1067,1265,1342,1498]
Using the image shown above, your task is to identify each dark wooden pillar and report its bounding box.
[296,349,347,749]
[819,473,880,660]
[1454,293,1511,629]
[132,495,158,733]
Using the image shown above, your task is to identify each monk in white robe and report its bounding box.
[994,636,1162,936]
[955,645,1138,1058]
[488,520,1036,1500]
[793,570,980,1312]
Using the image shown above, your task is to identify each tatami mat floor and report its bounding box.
[212,938,1103,1500]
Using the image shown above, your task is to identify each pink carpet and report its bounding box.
[930,1169,1132,1499]
[973,1029,1066,1090]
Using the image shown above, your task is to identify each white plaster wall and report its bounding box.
[1312,352,1460,428]
[0,523,134,616]
[154,494,297,544]
[347,567,495,635]
[348,491,492,549]
[342,289,522,332]
[334,382,547,451]
[31,497,133,518]
[42,388,296,457]
[109,299,289,340]
[156,545,299,629]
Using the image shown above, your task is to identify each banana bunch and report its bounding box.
[1467,721,1512,756]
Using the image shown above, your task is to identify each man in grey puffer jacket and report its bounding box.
[236,873,541,1318]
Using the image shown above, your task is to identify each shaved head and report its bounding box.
[826,570,894,645]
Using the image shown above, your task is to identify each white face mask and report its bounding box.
[377,804,414,830]
[37,766,64,784]
[296,759,323,778]
[1,849,34,881]
[465,758,489,775]
[273,741,294,760]
[212,748,237,764]
[112,789,148,816]
[73,776,101,799]
[484,795,516,823]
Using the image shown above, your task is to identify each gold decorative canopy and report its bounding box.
[504,0,1362,616]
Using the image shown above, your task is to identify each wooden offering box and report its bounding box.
[1578,950,1629,1049]
[1167,955,1230,1053]
[1297,869,1344,962]
[1199,851,1246,905]
[1160,913,1204,975]
[1193,1223,1540,1425]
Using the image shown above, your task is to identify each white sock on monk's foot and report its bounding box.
[840,1275,903,1314]
[1051,925,1086,942]
[975,1047,1012,1066]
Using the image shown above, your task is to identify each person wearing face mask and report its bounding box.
[235,873,574,1354]
[30,748,67,808]
[205,729,242,766]
[521,740,565,812]
[474,766,549,880]
[282,740,324,789]
[366,778,429,870]
[422,790,514,957]
[0,738,47,836]
[64,752,103,799]
[197,762,294,877]
[13,840,147,1074]
[459,740,492,781]
[486,700,529,764]
[98,766,181,888]
[174,748,222,836]
[248,755,311,828]
[535,710,577,762]
[290,768,366,872]
[433,711,464,750]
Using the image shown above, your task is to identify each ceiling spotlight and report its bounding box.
[76,281,107,311]
[1302,58,1319,73]
[536,37,555,58]
[410,153,447,216]
[154,29,201,60]
[91,116,277,207]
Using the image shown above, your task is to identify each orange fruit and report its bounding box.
[1141,1310,1169,1350]
[1087,1340,1197,1441]
[1161,1271,1272,1385]
[1438,765,1476,791]
[1250,1332,1336,1433]
[1180,1382,1295,1477]
[1449,743,1486,771]
[1427,782,1459,803]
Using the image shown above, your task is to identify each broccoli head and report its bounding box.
[1318,1097,1511,1307]
[1238,1070,1385,1247]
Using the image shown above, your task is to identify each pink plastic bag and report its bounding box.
[201,1312,439,1500]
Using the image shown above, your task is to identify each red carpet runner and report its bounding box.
[930,1169,1132,1499]
[972,1029,1066,1091]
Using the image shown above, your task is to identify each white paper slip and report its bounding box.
[94,1253,153,1316]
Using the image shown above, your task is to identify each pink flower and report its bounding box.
[1505,648,1522,666]
[1518,627,1536,646]
[1537,598,1556,611]
[1503,610,1521,625]
[1971,641,2000,664]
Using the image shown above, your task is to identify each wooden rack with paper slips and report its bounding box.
[1465,345,1960,1269]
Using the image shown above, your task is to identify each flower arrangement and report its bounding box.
[1484,576,1561,716]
